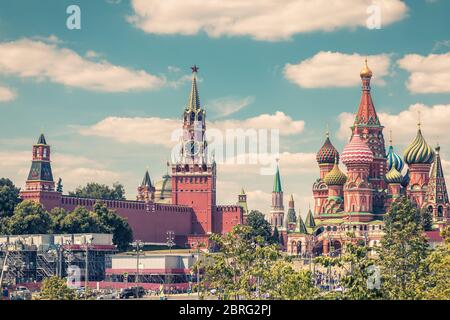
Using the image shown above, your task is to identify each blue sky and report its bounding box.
[1,0,449,215]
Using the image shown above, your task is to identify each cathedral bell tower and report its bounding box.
[171,66,216,235]
[352,60,387,213]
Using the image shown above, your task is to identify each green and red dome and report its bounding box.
[316,135,339,164]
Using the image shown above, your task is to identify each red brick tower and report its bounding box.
[351,60,387,213]
[20,134,62,209]
[171,66,216,236]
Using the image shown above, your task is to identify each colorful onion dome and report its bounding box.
[385,166,403,184]
[341,133,374,166]
[316,133,339,164]
[386,145,404,172]
[403,129,434,165]
[360,59,373,78]
[323,161,347,186]
[401,169,410,188]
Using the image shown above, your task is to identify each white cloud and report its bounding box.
[338,103,450,146]
[0,85,16,102]
[79,117,181,147]
[284,52,391,88]
[208,96,254,118]
[398,52,450,93]
[0,39,165,93]
[79,111,305,147]
[219,151,317,176]
[129,0,407,41]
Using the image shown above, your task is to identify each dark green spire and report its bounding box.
[187,66,201,111]
[273,165,282,193]
[141,170,153,187]
[297,216,308,234]
[37,133,47,145]
[305,208,316,228]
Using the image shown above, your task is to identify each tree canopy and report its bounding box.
[195,225,317,300]
[0,178,21,218]
[5,201,52,235]
[0,200,132,251]
[38,276,76,300]
[377,197,430,300]
[245,210,273,244]
[68,182,125,200]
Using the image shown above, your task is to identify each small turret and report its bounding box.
[137,170,155,202]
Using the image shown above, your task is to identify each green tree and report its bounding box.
[6,201,52,235]
[68,182,125,200]
[39,276,76,300]
[57,206,101,234]
[50,202,133,251]
[272,226,280,244]
[196,225,317,300]
[259,260,317,300]
[423,228,450,300]
[316,236,381,300]
[420,207,433,231]
[49,207,69,234]
[377,197,430,300]
[0,178,21,218]
[92,202,133,251]
[245,210,273,244]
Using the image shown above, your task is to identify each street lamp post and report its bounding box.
[132,240,143,298]
[166,231,175,253]
[84,237,93,299]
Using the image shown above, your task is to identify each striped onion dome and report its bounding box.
[316,134,339,164]
[323,162,347,186]
[385,166,403,184]
[401,169,410,188]
[386,145,404,172]
[403,129,434,165]
[341,133,374,166]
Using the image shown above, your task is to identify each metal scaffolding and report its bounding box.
[0,240,114,286]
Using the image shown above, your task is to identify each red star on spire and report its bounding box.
[191,65,199,73]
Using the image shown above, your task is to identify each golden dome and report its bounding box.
[360,58,373,78]
[323,162,347,186]
[385,166,403,184]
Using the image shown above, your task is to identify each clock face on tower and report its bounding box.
[184,141,200,157]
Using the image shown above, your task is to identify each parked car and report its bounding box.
[97,291,119,300]
[12,286,32,300]
[119,287,145,299]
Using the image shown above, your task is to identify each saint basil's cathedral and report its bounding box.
[273,61,449,255]
[19,67,244,248]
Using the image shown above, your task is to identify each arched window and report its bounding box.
[438,206,444,217]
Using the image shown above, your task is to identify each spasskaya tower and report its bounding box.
[171,66,216,236]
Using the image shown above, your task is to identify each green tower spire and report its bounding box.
[297,216,308,234]
[305,207,316,229]
[187,65,201,111]
[141,170,153,188]
[273,164,282,193]
[37,133,47,145]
